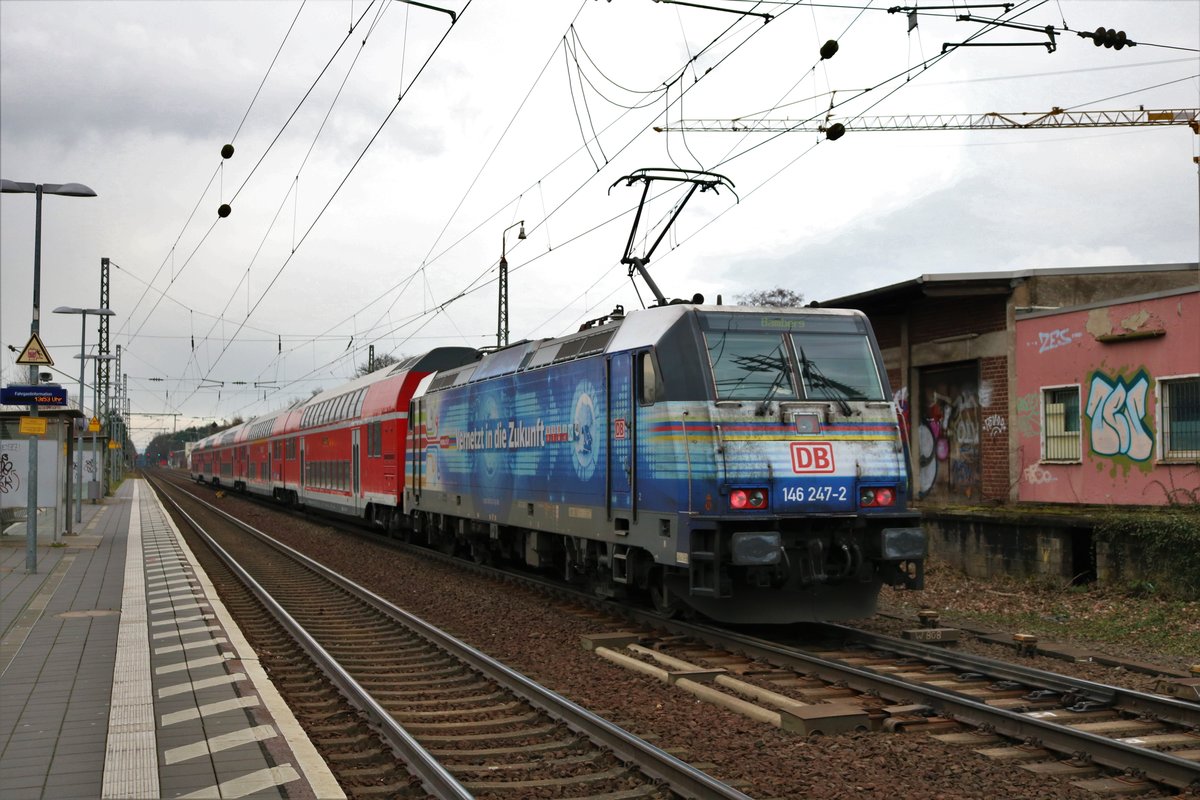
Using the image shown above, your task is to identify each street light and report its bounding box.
[75,353,117,509]
[498,220,525,348]
[1,178,98,573]
[53,306,115,534]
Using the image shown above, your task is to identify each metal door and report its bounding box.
[352,428,361,505]
[608,353,633,519]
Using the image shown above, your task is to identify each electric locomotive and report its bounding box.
[406,302,925,623]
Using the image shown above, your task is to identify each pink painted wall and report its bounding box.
[1015,289,1199,506]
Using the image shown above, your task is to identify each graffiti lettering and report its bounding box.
[979,380,993,408]
[1084,370,1153,461]
[0,453,18,494]
[1015,392,1040,436]
[951,457,978,489]
[1037,328,1081,353]
[983,414,1007,437]
[1022,463,1056,485]
[918,375,981,500]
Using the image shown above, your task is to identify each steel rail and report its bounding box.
[153,475,753,800]
[664,618,1200,789]
[154,471,1200,789]
[149,477,473,800]
[817,623,1200,727]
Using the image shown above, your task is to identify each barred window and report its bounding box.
[1161,376,1200,460]
[1043,386,1080,461]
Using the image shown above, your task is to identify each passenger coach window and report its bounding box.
[705,332,797,401]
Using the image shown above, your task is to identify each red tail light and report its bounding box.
[730,488,769,510]
[860,486,897,508]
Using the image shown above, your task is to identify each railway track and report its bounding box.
[147,474,753,800]
[154,470,1200,796]
[630,621,1200,794]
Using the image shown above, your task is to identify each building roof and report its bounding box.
[817,262,1199,313]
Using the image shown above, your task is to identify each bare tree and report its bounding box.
[734,287,806,308]
[356,353,402,377]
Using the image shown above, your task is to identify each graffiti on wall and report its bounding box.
[983,414,1007,437]
[1036,328,1082,353]
[893,386,910,446]
[1022,463,1056,485]
[917,364,981,501]
[1015,392,1040,437]
[1085,369,1154,463]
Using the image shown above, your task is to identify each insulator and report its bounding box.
[826,123,846,141]
[218,203,231,218]
[820,39,839,60]
[1113,30,1127,49]
[1092,26,1105,47]
[220,143,234,159]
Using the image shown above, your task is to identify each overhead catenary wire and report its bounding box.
[179,2,473,412]
[126,0,1191,431]
[114,1,936,424]
[183,0,999,421]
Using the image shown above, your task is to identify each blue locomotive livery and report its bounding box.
[407,303,925,623]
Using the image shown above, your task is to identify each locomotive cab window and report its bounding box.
[638,351,664,405]
[790,332,886,402]
[705,332,797,402]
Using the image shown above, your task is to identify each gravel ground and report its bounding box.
[210,494,1196,799]
[859,559,1197,691]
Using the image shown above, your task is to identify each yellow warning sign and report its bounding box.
[88,417,101,432]
[108,440,119,449]
[20,416,48,436]
[16,333,54,366]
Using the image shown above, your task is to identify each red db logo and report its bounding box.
[790,442,835,474]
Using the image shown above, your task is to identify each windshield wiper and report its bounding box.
[799,348,853,416]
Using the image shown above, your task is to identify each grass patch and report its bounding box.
[883,559,1200,660]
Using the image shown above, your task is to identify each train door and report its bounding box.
[299,438,306,500]
[608,353,634,521]
[408,399,422,506]
[352,428,361,511]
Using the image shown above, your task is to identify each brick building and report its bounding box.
[818,263,1199,508]
[815,264,1199,585]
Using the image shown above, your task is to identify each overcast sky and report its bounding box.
[2,0,1197,449]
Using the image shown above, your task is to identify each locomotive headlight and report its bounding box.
[880,527,927,560]
[730,488,769,510]
[731,532,782,565]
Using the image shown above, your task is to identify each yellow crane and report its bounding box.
[655,107,1199,136]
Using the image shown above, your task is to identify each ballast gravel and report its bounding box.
[215,497,1192,800]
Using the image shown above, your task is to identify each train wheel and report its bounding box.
[470,540,492,565]
[650,568,683,618]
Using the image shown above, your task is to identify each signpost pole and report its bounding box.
[2,176,98,572]
[25,186,44,571]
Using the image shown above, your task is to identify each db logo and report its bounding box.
[613,418,627,440]
[790,442,835,473]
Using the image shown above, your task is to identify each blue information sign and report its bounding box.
[1,385,69,406]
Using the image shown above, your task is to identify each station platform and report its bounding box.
[0,479,344,800]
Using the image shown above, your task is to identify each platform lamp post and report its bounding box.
[52,306,114,533]
[75,353,116,506]
[1,178,98,573]
[498,220,525,348]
